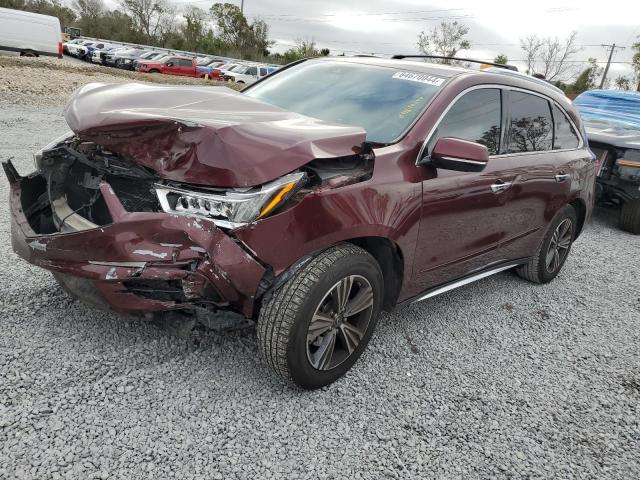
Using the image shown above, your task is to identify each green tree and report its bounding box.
[210,2,272,60]
[493,53,508,65]
[119,0,172,43]
[416,21,471,64]
[282,39,324,63]
[614,75,631,91]
[571,58,601,95]
[72,0,104,35]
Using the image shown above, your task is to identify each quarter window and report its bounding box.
[552,104,580,149]
[427,89,502,156]
[507,91,553,153]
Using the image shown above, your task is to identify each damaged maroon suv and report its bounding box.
[3,57,595,388]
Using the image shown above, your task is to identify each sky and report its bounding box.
[107,0,640,82]
[236,0,640,82]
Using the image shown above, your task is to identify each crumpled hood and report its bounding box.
[63,83,367,187]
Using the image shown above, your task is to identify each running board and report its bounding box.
[411,262,523,304]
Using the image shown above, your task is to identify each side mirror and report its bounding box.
[166,62,174,67]
[427,137,489,172]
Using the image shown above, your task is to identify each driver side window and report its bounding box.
[427,88,502,156]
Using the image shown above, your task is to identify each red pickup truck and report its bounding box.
[136,56,198,77]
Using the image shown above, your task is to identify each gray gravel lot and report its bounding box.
[1,100,639,479]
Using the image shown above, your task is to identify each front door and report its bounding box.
[413,88,515,290]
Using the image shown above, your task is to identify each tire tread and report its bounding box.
[257,244,371,382]
[620,200,640,234]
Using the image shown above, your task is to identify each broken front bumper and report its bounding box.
[4,162,266,317]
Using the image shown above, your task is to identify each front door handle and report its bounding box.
[555,174,570,183]
[491,181,512,193]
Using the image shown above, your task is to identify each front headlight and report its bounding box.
[155,172,306,229]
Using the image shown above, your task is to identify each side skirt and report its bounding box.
[398,258,529,307]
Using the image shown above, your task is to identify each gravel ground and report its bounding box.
[0,56,241,106]
[1,97,639,479]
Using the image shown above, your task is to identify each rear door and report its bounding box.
[495,89,578,258]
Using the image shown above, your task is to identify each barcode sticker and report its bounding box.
[392,71,446,86]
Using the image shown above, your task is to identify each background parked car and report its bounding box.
[62,38,83,55]
[220,63,248,81]
[132,51,163,70]
[197,61,225,78]
[0,7,62,58]
[230,64,279,85]
[84,42,115,62]
[66,39,94,58]
[118,49,151,70]
[136,55,198,77]
[575,90,640,233]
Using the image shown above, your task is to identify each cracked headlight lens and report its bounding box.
[155,172,306,229]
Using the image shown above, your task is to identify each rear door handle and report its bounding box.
[490,181,512,193]
[555,174,570,182]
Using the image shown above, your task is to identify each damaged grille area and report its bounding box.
[25,137,160,234]
[122,279,187,302]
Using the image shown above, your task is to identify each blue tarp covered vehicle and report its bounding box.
[574,90,640,233]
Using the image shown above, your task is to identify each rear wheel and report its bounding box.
[148,69,160,74]
[517,205,577,284]
[257,244,383,389]
[620,199,640,234]
[20,51,37,57]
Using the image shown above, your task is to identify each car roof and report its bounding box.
[311,56,466,78]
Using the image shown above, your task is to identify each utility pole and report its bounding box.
[241,0,244,14]
[599,43,625,89]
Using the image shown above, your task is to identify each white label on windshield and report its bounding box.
[392,71,445,86]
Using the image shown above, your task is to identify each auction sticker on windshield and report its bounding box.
[392,71,446,86]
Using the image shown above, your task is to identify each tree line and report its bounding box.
[0,0,328,63]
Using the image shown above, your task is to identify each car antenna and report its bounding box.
[391,55,518,72]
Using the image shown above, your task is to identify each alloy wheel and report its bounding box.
[306,275,374,371]
[545,218,573,273]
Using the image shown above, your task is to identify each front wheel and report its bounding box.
[257,244,383,389]
[517,204,577,283]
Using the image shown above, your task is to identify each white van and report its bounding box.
[0,7,62,58]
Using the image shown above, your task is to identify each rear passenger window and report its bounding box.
[428,89,502,156]
[552,105,580,149]
[507,91,553,153]
[179,59,193,67]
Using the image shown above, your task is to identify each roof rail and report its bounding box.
[391,55,518,72]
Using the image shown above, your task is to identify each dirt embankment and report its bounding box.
[0,56,242,106]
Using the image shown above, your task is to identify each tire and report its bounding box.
[257,244,383,389]
[20,51,37,57]
[517,204,577,284]
[620,199,640,234]
[148,69,160,74]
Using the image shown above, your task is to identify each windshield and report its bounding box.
[245,60,445,144]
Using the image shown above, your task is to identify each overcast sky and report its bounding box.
[233,0,639,81]
[107,0,639,81]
